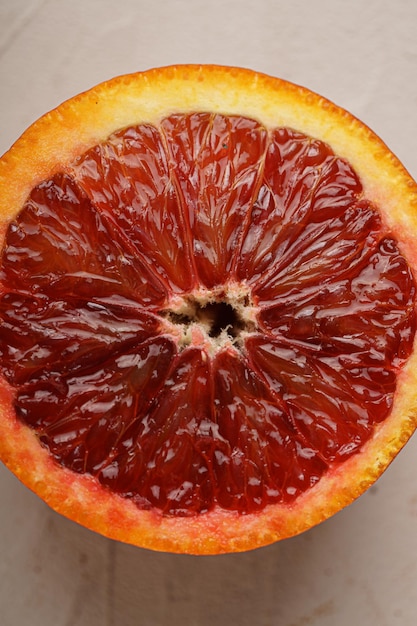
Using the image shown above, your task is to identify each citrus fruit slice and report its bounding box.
[1,65,417,554]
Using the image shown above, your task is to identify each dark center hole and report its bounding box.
[163,300,245,339]
[199,301,243,338]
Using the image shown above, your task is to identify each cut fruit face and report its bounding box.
[1,65,417,554]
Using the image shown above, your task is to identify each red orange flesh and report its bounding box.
[1,65,417,554]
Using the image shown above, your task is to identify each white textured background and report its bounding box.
[1,1,417,624]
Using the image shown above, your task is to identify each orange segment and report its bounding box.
[1,172,167,306]
[161,113,267,287]
[212,348,327,510]
[0,296,162,385]
[72,124,195,294]
[110,346,215,515]
[248,336,396,461]
[14,335,177,491]
[236,128,364,284]
[0,65,417,554]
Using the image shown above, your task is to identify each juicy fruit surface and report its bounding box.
[0,112,415,517]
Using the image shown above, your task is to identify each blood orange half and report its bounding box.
[1,65,417,554]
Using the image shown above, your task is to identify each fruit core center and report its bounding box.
[161,288,257,353]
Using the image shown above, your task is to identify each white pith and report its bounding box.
[161,280,259,356]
